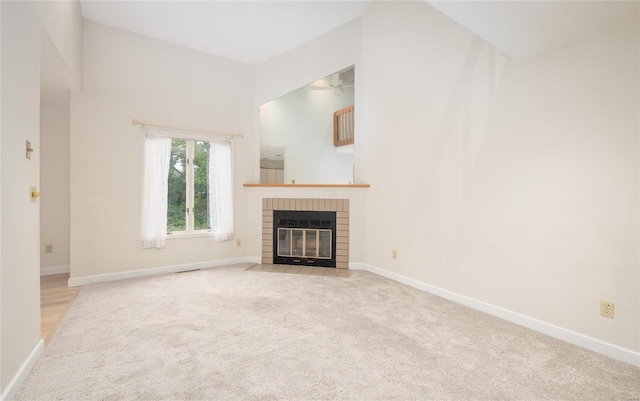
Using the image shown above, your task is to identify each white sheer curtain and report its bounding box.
[208,141,234,241]
[140,134,172,249]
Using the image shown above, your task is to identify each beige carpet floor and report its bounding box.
[16,263,640,400]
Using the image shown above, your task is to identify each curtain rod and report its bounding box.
[131,119,243,139]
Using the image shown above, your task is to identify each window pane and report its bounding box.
[278,229,291,256]
[193,141,210,230]
[292,229,304,256]
[305,230,317,257]
[167,139,187,233]
[319,230,331,258]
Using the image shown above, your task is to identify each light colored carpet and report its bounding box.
[17,263,640,400]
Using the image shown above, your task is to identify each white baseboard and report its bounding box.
[68,257,253,287]
[349,262,640,368]
[40,265,70,276]
[246,256,261,264]
[1,339,44,401]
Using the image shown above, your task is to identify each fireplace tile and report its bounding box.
[262,198,349,269]
[298,267,313,275]
[337,217,349,226]
[271,265,289,273]
[284,266,302,274]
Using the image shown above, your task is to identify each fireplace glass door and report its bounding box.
[277,228,332,259]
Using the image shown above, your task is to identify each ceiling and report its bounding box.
[80,1,639,64]
[429,1,640,60]
[80,1,372,65]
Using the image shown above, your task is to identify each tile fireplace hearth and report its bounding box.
[262,198,349,269]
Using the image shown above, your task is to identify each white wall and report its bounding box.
[358,1,639,352]
[1,0,82,394]
[35,0,83,89]
[69,20,254,279]
[255,19,361,107]
[40,100,70,269]
[260,84,354,184]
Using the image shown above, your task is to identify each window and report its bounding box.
[140,129,234,249]
[167,139,211,234]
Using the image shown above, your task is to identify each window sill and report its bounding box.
[166,232,211,240]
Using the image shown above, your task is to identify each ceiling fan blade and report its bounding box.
[330,73,342,88]
[334,86,343,96]
[341,84,354,88]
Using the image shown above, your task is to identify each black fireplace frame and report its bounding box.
[273,210,337,268]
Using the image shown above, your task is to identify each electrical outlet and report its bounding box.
[392,250,397,259]
[45,245,53,253]
[236,239,242,246]
[600,301,614,318]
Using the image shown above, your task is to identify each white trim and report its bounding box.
[1,339,44,401]
[67,257,253,287]
[349,262,640,367]
[40,265,70,276]
[166,231,211,240]
[247,256,261,264]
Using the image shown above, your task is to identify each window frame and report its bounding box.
[141,127,234,240]
[167,138,210,237]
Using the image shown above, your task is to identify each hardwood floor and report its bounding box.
[40,274,81,347]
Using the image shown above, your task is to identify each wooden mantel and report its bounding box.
[243,183,370,188]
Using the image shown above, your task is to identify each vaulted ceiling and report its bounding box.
[80,1,372,65]
[428,1,639,60]
[80,1,639,64]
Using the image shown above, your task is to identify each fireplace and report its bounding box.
[261,198,349,269]
[273,210,336,267]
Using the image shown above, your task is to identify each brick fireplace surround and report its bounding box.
[261,198,349,269]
